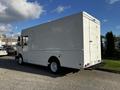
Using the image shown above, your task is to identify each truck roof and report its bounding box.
[22,11,100,34]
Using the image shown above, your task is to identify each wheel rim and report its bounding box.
[50,62,58,72]
[18,57,22,64]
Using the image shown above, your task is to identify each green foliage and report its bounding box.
[101,60,120,72]
[101,32,120,59]
[105,31,115,57]
[101,35,106,58]
[101,36,103,57]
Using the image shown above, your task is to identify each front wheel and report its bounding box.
[48,61,60,74]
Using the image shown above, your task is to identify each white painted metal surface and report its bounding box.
[83,12,101,68]
[17,11,101,69]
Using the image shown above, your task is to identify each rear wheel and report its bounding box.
[48,61,60,74]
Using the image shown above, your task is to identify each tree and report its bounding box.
[101,35,105,58]
[105,31,115,57]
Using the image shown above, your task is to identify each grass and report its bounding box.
[99,59,120,72]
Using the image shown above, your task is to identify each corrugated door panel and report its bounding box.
[89,20,99,65]
[83,17,91,66]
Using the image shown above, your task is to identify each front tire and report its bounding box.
[48,61,60,74]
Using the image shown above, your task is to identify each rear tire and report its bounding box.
[48,61,60,74]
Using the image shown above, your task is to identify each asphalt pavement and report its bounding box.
[0,56,120,90]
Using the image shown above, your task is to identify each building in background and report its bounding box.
[0,34,17,46]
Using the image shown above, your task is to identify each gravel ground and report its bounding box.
[0,56,120,90]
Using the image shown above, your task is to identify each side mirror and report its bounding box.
[17,36,20,42]
[17,36,21,46]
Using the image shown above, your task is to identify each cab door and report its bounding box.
[22,36,29,62]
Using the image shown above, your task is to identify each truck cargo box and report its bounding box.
[16,11,101,73]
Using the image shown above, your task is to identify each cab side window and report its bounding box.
[23,36,28,46]
[17,36,22,46]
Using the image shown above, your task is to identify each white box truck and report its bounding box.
[16,12,101,73]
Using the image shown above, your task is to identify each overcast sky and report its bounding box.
[0,0,120,36]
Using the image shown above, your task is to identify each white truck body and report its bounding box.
[17,12,101,69]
